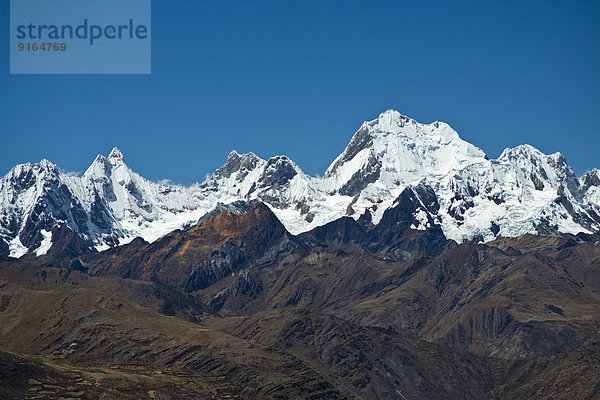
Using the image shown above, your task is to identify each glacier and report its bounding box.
[1,109,599,257]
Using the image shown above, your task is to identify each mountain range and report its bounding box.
[2,110,600,398]
[2,109,600,259]
[1,197,600,398]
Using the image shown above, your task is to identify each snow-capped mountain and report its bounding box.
[0,159,115,258]
[82,147,213,245]
[1,109,599,257]
[320,111,489,227]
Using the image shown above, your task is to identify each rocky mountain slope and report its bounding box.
[2,200,600,399]
[31,200,600,361]
[2,110,599,258]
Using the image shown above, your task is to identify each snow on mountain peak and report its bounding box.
[325,110,487,196]
[108,147,124,162]
[366,110,461,143]
[214,151,263,179]
[38,159,58,171]
[1,109,599,258]
[3,160,63,194]
[368,109,414,132]
[497,144,579,195]
[582,169,600,189]
[227,150,240,158]
[582,169,600,220]
[83,155,110,178]
[499,144,562,164]
[84,147,128,180]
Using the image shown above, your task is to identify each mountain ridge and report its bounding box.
[2,192,600,398]
[2,110,599,257]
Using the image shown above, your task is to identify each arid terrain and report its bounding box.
[1,200,600,399]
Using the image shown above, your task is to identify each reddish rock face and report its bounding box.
[82,202,304,292]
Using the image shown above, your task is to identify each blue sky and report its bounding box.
[1,0,599,183]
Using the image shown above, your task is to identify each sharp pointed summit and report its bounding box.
[107,146,124,163]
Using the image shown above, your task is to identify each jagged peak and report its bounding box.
[83,147,130,178]
[6,160,60,179]
[265,154,299,168]
[92,154,108,163]
[83,154,111,179]
[226,150,260,161]
[582,169,600,188]
[108,147,124,163]
[215,150,264,178]
[364,109,458,140]
[259,155,302,187]
[376,108,413,123]
[500,144,540,158]
[227,150,240,159]
[39,159,57,169]
[585,168,600,178]
[499,144,563,160]
[378,109,413,122]
[326,110,486,179]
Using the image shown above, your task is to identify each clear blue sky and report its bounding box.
[1,0,599,183]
